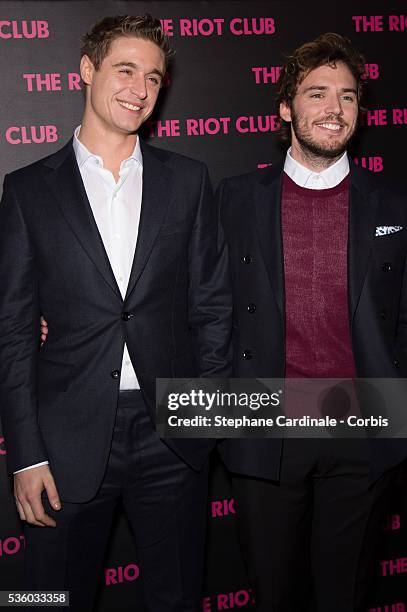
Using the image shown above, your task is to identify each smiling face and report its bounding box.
[279,62,359,169]
[80,35,165,138]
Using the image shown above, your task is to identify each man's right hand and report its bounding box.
[14,465,61,527]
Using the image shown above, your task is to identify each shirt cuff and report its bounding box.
[13,461,49,474]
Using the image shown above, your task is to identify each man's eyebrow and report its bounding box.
[112,61,164,80]
[303,85,327,92]
[303,85,357,94]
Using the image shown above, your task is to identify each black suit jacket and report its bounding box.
[217,160,407,481]
[0,139,232,501]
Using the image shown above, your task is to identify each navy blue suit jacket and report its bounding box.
[218,160,407,481]
[0,139,232,501]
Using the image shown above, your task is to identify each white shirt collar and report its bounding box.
[72,125,143,169]
[284,147,349,189]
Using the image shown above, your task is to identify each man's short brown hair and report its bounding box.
[81,14,174,72]
[276,33,366,141]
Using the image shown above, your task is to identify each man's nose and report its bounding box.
[130,73,147,100]
[324,93,343,117]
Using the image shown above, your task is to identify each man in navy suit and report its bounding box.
[218,33,406,612]
[0,15,231,611]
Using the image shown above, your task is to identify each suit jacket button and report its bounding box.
[247,303,256,313]
[243,350,253,360]
[242,255,252,264]
[111,369,120,379]
[380,310,387,320]
[382,262,392,272]
[121,312,133,321]
[394,359,400,369]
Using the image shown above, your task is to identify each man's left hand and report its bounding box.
[40,316,48,346]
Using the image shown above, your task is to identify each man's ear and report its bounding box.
[279,101,292,123]
[80,55,95,86]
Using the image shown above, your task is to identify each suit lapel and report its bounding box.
[254,166,285,316]
[43,141,122,300]
[125,141,172,300]
[348,162,379,326]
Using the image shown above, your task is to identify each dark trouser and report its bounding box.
[232,438,396,612]
[24,391,209,612]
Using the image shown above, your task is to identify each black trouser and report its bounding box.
[232,438,396,612]
[24,391,208,611]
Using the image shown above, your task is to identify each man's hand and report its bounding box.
[14,465,61,527]
[40,316,48,346]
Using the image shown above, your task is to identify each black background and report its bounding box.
[0,2,406,610]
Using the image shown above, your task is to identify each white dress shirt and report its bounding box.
[284,148,349,189]
[72,126,143,390]
[15,128,143,474]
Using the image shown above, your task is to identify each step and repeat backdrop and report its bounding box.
[0,1,406,610]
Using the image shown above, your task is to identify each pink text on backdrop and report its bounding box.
[363,64,380,79]
[252,64,378,84]
[0,437,6,455]
[0,20,49,39]
[236,115,279,133]
[389,15,407,30]
[0,535,25,557]
[380,557,407,577]
[179,18,224,36]
[24,73,61,91]
[393,109,407,124]
[229,18,275,36]
[352,16,384,32]
[23,73,81,92]
[211,498,235,518]
[177,17,275,37]
[368,604,405,612]
[352,15,407,31]
[360,110,387,126]
[160,19,174,37]
[147,119,181,137]
[353,156,383,172]
[382,514,401,531]
[105,564,140,586]
[202,588,255,611]
[252,66,282,84]
[68,73,81,90]
[5,126,58,145]
[186,117,231,136]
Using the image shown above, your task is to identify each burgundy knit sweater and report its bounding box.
[281,172,356,379]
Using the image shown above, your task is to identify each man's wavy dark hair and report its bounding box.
[81,14,174,73]
[276,33,366,141]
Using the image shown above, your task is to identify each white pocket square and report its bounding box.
[375,225,403,237]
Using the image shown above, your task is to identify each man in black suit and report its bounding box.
[218,33,407,612]
[0,15,231,611]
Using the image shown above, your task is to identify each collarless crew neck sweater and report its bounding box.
[281,172,356,379]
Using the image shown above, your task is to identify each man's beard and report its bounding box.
[291,110,356,160]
